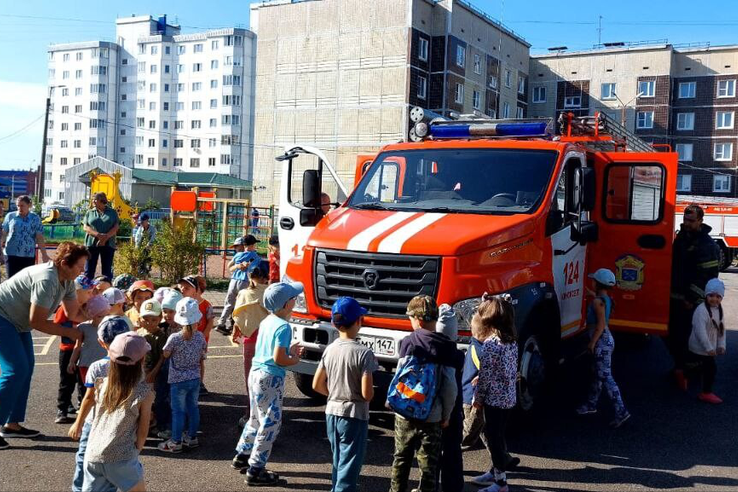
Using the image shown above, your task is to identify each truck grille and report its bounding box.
[315,249,441,318]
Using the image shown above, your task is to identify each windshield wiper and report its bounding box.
[423,207,452,213]
[353,202,387,210]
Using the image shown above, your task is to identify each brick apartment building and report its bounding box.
[249,0,529,207]
[529,43,738,198]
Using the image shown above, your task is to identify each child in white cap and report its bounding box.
[576,268,630,428]
[688,278,727,404]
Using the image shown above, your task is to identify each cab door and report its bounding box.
[278,146,348,279]
[587,151,677,335]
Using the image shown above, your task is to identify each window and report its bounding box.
[63,71,70,79]
[636,111,654,129]
[148,157,155,167]
[454,83,464,104]
[714,175,732,193]
[120,147,125,153]
[150,65,157,74]
[61,123,68,131]
[564,95,581,108]
[209,157,217,167]
[174,158,182,167]
[151,45,159,55]
[191,120,201,129]
[516,106,524,118]
[456,45,465,67]
[675,143,693,161]
[163,121,168,129]
[138,62,145,73]
[75,105,82,113]
[175,121,183,129]
[676,113,694,131]
[60,157,67,166]
[638,80,655,97]
[62,106,69,114]
[211,60,218,69]
[191,139,201,148]
[162,158,167,167]
[174,139,183,148]
[190,158,200,168]
[75,70,82,79]
[165,46,170,55]
[517,76,526,95]
[162,139,168,148]
[73,157,80,165]
[211,79,218,89]
[148,139,155,148]
[63,53,70,62]
[58,192,65,200]
[489,74,497,90]
[209,118,217,128]
[178,45,186,55]
[89,137,97,146]
[148,120,156,129]
[716,111,734,129]
[76,52,82,61]
[90,84,106,93]
[679,81,696,99]
[225,35,242,46]
[194,43,203,53]
[74,122,82,131]
[61,140,68,148]
[601,83,616,100]
[417,76,427,100]
[222,95,241,106]
[212,40,219,50]
[120,111,126,118]
[138,81,146,90]
[504,69,512,88]
[91,66,107,75]
[193,63,202,72]
[136,136,144,146]
[73,140,81,148]
[503,102,510,118]
[138,99,145,110]
[122,58,128,65]
[222,115,240,125]
[176,83,185,92]
[209,138,217,147]
[418,37,428,62]
[676,175,692,192]
[135,155,143,164]
[164,65,170,74]
[149,83,157,92]
[163,102,169,111]
[192,82,202,91]
[149,102,156,110]
[177,64,185,74]
[210,98,217,108]
[75,87,83,96]
[176,102,184,111]
[223,75,242,86]
[44,189,51,198]
[164,84,169,92]
[718,80,736,98]
[138,44,146,55]
[474,54,481,74]
[605,165,664,222]
[714,142,733,161]
[192,101,201,110]
[532,86,546,103]
[472,90,481,109]
[62,88,69,97]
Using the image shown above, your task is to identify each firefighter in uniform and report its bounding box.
[669,204,720,388]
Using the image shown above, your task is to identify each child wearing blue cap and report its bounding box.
[232,281,305,486]
[312,297,378,492]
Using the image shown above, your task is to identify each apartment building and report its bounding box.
[249,0,530,207]
[46,15,255,204]
[529,43,738,197]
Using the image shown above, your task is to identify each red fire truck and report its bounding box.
[676,195,738,271]
[277,110,677,410]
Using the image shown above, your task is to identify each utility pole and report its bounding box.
[37,95,51,201]
[598,16,603,45]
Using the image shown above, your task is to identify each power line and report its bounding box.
[0,114,45,145]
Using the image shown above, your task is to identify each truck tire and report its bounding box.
[717,242,734,271]
[293,372,326,402]
[518,334,548,412]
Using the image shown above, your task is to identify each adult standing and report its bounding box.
[250,208,260,235]
[0,195,49,278]
[669,204,720,389]
[82,193,119,280]
[0,241,88,449]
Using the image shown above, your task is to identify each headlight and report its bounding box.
[453,297,482,331]
[282,273,308,313]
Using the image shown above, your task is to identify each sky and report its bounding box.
[2,0,738,171]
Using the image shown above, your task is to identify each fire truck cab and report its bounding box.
[277,111,677,410]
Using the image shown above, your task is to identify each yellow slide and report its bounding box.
[89,171,135,224]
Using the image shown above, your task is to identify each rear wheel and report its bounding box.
[518,334,547,412]
[717,242,734,271]
[293,372,326,401]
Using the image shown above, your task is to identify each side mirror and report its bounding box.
[299,208,321,227]
[303,169,321,208]
[573,167,596,212]
[571,220,599,244]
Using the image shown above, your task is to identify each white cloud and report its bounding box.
[0,80,46,111]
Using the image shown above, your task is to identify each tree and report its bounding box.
[114,240,152,279]
[151,218,204,284]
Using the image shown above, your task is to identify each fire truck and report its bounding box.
[277,110,677,410]
[675,195,738,271]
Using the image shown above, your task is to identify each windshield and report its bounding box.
[348,148,558,214]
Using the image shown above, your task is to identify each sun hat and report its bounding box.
[86,295,111,318]
[263,281,304,313]
[162,290,183,311]
[109,332,150,365]
[705,278,725,298]
[102,287,126,306]
[75,275,98,291]
[588,268,617,287]
[436,304,459,341]
[97,316,132,344]
[331,297,368,327]
[154,287,172,305]
[174,297,203,326]
[128,279,155,295]
[140,299,162,318]
[113,274,136,291]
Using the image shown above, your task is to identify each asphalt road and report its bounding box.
[3,274,738,492]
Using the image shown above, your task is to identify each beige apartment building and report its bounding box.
[249,0,530,207]
[530,43,738,197]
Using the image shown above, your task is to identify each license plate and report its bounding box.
[357,335,396,357]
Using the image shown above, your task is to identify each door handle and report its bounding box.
[279,217,294,230]
[637,234,666,249]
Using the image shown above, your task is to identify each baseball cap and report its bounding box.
[102,287,126,306]
[97,316,132,344]
[162,290,183,311]
[140,299,162,318]
[178,275,198,290]
[436,304,458,341]
[86,295,111,318]
[128,279,155,295]
[269,235,279,247]
[243,234,258,246]
[263,281,304,313]
[174,297,203,326]
[588,268,617,287]
[232,236,246,246]
[109,332,150,365]
[113,274,136,291]
[75,275,98,291]
[331,297,367,327]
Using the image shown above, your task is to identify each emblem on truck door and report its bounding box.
[362,268,380,290]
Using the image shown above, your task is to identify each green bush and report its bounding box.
[114,239,151,279]
[151,218,204,285]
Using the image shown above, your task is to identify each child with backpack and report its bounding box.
[388,295,458,492]
[312,297,378,492]
[231,281,305,487]
[576,268,630,428]
[82,332,154,492]
[231,260,270,426]
[687,278,727,404]
[470,295,518,492]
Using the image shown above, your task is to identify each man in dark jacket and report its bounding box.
[669,204,720,388]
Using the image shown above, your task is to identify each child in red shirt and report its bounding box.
[268,236,280,284]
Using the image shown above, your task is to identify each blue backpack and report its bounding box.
[386,355,440,421]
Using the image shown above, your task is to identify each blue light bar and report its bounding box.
[428,121,550,139]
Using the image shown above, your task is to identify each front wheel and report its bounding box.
[293,372,326,402]
[717,242,734,271]
[518,334,547,412]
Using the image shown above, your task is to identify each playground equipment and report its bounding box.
[89,170,135,224]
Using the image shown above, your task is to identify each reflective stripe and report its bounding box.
[698,260,719,269]
[690,284,706,297]
[471,345,480,370]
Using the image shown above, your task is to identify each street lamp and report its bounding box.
[38,84,66,202]
[612,91,645,127]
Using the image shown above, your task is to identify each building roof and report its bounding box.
[131,169,252,189]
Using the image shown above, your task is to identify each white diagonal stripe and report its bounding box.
[376,213,447,253]
[346,212,416,252]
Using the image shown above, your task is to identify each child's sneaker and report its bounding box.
[54,411,71,424]
[157,439,182,453]
[471,471,496,486]
[245,467,280,486]
[0,437,9,450]
[480,483,509,492]
[609,412,631,428]
[232,453,250,469]
[157,429,172,440]
[698,392,723,404]
[183,435,199,449]
[576,405,597,416]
